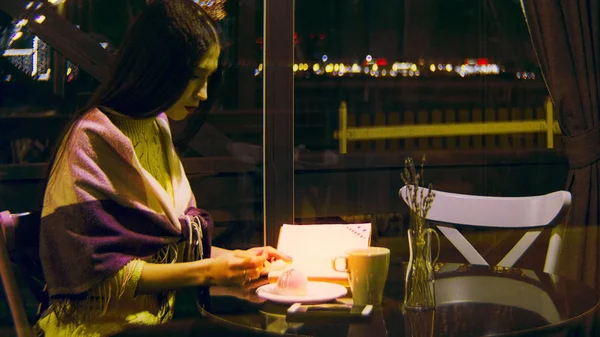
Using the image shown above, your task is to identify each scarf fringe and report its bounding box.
[51,243,179,325]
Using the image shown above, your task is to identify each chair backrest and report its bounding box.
[398,186,571,274]
[0,210,42,337]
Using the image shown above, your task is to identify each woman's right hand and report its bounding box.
[208,250,266,286]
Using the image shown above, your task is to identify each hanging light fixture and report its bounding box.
[47,0,67,5]
[195,0,228,21]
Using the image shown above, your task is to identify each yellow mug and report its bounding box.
[332,247,390,305]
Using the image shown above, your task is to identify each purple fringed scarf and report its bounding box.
[40,108,212,300]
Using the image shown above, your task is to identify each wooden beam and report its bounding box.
[263,0,295,246]
[0,0,111,82]
[0,149,569,181]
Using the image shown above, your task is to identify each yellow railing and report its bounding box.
[334,98,561,154]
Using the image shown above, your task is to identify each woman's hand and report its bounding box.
[243,246,292,262]
[137,247,291,293]
[209,251,266,286]
[242,246,293,275]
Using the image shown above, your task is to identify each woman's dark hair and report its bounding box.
[46,0,220,177]
[91,0,220,117]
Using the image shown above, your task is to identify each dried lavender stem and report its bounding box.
[402,156,436,310]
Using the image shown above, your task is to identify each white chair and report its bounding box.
[0,210,37,337]
[398,187,571,274]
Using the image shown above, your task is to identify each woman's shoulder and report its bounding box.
[59,107,136,160]
[69,108,129,141]
[72,107,118,136]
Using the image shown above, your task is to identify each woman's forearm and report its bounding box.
[136,247,272,294]
[136,259,214,294]
[211,246,231,257]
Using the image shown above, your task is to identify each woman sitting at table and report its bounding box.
[35,1,290,336]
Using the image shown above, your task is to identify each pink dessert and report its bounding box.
[276,268,309,296]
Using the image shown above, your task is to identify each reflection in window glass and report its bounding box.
[0,1,266,250]
[291,0,565,267]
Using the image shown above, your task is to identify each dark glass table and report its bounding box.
[202,263,599,337]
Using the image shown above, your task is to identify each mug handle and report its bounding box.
[331,256,349,272]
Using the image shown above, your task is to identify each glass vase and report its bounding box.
[404,227,439,310]
[404,308,435,337]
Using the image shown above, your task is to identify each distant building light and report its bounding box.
[454,63,500,76]
[476,58,489,65]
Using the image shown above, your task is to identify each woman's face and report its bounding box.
[166,45,220,121]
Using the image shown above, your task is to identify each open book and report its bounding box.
[267,223,372,285]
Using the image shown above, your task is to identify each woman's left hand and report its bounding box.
[236,246,293,275]
[241,246,292,262]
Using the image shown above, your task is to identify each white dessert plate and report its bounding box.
[256,282,348,304]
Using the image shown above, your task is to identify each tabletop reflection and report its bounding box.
[204,263,599,337]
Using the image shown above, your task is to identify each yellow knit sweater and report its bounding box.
[36,112,180,337]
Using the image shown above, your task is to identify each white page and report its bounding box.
[276,223,371,259]
[271,223,372,280]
